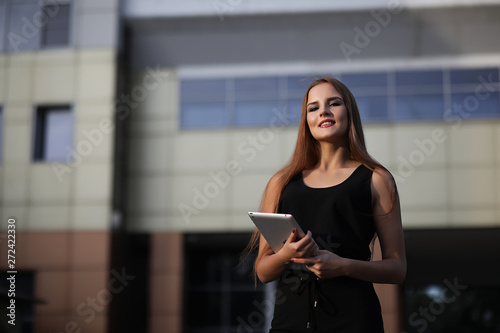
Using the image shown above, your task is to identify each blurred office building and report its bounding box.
[1,0,500,332]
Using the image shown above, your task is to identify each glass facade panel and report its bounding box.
[41,4,71,47]
[450,68,499,85]
[235,77,279,100]
[395,94,445,120]
[342,72,388,89]
[180,67,500,129]
[450,92,500,118]
[0,4,6,53]
[184,234,268,333]
[234,100,280,127]
[285,98,303,125]
[7,3,41,52]
[181,103,228,129]
[181,79,226,103]
[395,70,443,86]
[355,96,389,122]
[287,75,314,96]
[1,1,71,53]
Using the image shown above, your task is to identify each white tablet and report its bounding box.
[248,212,305,253]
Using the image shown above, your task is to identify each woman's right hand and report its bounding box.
[277,229,318,261]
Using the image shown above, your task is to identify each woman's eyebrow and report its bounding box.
[307,96,343,106]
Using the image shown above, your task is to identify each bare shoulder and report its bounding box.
[371,167,394,186]
[371,167,397,199]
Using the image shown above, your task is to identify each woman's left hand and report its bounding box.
[290,250,349,279]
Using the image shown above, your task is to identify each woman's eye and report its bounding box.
[308,106,319,112]
[329,101,341,106]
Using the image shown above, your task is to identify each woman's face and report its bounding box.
[306,82,349,144]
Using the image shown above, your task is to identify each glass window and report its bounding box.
[179,67,500,129]
[284,98,303,125]
[287,76,315,97]
[450,68,499,85]
[7,3,41,52]
[355,96,389,122]
[234,100,280,127]
[394,93,445,120]
[181,103,228,129]
[41,3,71,47]
[450,92,500,119]
[396,70,443,86]
[342,72,388,91]
[0,3,6,53]
[235,77,279,100]
[184,233,270,333]
[181,79,226,103]
[33,105,73,161]
[2,0,71,53]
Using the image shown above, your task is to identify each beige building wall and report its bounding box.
[0,48,116,232]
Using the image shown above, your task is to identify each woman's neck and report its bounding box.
[315,142,355,172]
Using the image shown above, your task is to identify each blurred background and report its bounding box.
[0,0,500,332]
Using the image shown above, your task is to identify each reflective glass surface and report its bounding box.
[180,67,500,129]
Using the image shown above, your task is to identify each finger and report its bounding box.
[285,228,298,244]
[297,230,314,246]
[304,238,319,253]
[290,258,318,265]
[302,244,316,257]
[305,265,319,275]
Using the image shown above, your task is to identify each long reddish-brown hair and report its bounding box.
[243,76,397,279]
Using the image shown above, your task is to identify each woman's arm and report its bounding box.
[291,168,407,284]
[343,168,406,283]
[255,173,319,283]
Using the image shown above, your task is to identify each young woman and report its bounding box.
[247,76,406,332]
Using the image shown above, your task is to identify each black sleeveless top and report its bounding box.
[270,164,384,333]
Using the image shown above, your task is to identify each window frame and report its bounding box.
[39,1,72,49]
[1,0,72,53]
[32,104,73,162]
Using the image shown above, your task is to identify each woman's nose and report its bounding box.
[320,105,331,116]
